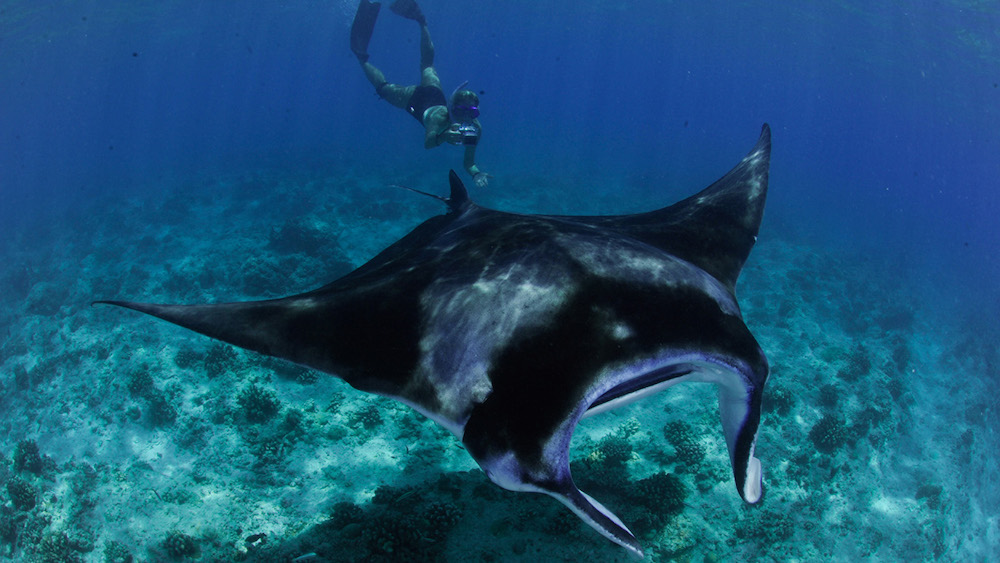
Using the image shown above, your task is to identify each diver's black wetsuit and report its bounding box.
[405,85,447,123]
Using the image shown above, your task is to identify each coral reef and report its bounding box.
[205,343,240,377]
[101,539,133,562]
[818,384,840,408]
[632,472,686,515]
[663,420,705,468]
[808,415,849,454]
[877,306,915,332]
[163,530,199,559]
[236,383,281,422]
[0,507,16,547]
[147,393,178,427]
[350,484,464,562]
[837,343,871,382]
[597,432,633,466]
[891,336,912,372]
[349,404,383,431]
[362,514,424,559]
[612,471,689,536]
[12,440,43,474]
[38,530,83,563]
[174,343,240,378]
[6,476,36,511]
[765,384,795,416]
[261,356,319,384]
[329,501,365,529]
[735,509,794,545]
[126,370,155,398]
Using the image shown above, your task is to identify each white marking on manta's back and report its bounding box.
[412,259,573,424]
[556,233,741,316]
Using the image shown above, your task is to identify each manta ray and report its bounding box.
[97,124,772,558]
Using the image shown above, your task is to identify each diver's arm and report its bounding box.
[424,107,453,148]
[464,146,490,188]
[463,145,480,176]
[425,126,443,148]
[464,119,489,186]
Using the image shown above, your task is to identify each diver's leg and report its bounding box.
[419,23,436,70]
[416,19,442,90]
[419,66,442,91]
[362,62,413,108]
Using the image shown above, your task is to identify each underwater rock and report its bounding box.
[656,514,697,558]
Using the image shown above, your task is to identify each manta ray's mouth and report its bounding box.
[587,364,695,414]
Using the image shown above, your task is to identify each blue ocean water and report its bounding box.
[1,1,998,561]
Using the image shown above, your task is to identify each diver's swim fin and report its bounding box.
[351,0,382,63]
[389,0,425,25]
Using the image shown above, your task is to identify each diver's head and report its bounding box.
[451,89,480,122]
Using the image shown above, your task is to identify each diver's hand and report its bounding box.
[473,172,492,188]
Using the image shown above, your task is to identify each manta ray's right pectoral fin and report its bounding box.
[473,447,644,559]
[545,480,644,559]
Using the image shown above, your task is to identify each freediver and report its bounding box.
[350,0,491,188]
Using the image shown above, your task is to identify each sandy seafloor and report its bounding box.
[0,163,998,563]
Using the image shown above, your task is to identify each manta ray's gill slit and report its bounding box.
[588,364,695,412]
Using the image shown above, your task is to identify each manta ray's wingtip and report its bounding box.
[92,299,150,312]
[757,122,771,150]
